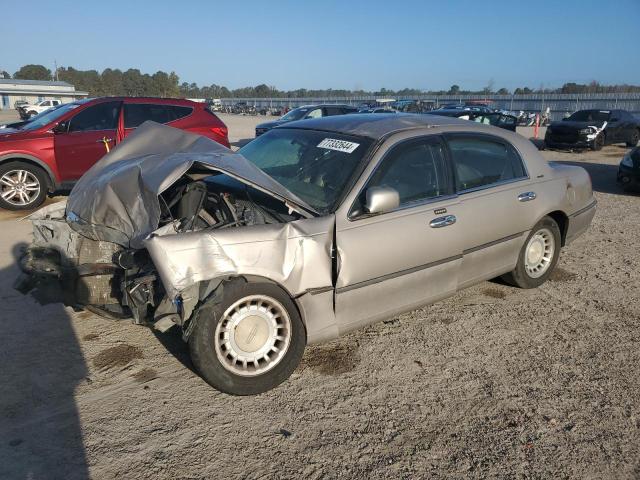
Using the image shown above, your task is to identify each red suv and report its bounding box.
[0,97,229,210]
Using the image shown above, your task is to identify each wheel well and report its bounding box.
[0,157,54,191]
[547,210,568,246]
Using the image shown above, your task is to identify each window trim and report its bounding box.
[348,134,454,220]
[443,132,530,195]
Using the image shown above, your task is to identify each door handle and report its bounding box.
[429,215,456,228]
[96,138,114,143]
[518,192,537,202]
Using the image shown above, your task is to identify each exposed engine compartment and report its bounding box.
[17,171,302,328]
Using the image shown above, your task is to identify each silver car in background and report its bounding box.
[17,116,596,395]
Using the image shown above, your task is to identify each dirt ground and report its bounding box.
[1,113,639,480]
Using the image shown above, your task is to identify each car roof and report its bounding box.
[282,112,475,140]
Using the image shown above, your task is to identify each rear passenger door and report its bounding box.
[444,133,532,288]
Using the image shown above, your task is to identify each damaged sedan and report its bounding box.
[16,116,596,395]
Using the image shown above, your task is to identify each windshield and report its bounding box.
[568,110,610,122]
[20,102,83,131]
[280,107,310,122]
[238,128,372,213]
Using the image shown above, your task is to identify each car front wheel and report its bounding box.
[188,280,306,395]
[501,216,561,289]
[0,162,48,211]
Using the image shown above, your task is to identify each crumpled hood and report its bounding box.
[65,121,316,248]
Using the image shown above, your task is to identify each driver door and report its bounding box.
[335,135,463,333]
[54,101,121,180]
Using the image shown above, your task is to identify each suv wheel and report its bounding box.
[189,280,306,395]
[0,162,48,210]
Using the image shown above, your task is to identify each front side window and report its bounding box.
[447,136,526,192]
[305,108,323,119]
[364,137,449,207]
[68,101,120,132]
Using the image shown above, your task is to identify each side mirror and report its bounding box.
[52,121,68,134]
[364,186,400,215]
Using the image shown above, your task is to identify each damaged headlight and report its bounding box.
[578,128,593,136]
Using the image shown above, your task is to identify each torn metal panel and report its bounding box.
[145,215,336,300]
[585,121,607,140]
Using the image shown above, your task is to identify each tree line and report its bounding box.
[2,64,639,98]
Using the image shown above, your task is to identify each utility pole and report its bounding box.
[53,60,59,81]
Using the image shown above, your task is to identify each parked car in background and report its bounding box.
[425,109,518,131]
[255,104,358,136]
[18,99,62,119]
[618,146,640,191]
[545,109,640,150]
[0,97,229,210]
[17,115,595,395]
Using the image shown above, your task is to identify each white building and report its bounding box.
[0,79,89,110]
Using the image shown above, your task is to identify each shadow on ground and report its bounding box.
[0,243,90,480]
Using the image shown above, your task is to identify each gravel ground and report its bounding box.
[0,113,639,480]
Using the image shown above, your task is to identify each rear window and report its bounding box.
[124,104,193,128]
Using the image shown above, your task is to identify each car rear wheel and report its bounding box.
[626,129,640,147]
[0,162,48,211]
[188,280,306,395]
[501,216,561,289]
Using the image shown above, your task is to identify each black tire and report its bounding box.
[27,110,38,118]
[591,133,605,151]
[501,216,561,289]
[0,161,49,211]
[188,280,306,395]
[626,129,640,148]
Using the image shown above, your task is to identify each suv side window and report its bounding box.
[361,137,450,209]
[167,105,193,121]
[305,108,323,119]
[68,101,120,132]
[124,103,170,128]
[324,107,343,116]
[446,135,526,192]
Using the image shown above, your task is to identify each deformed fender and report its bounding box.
[144,215,339,343]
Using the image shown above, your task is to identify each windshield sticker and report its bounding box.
[317,138,360,153]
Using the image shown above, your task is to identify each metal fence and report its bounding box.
[221,93,640,120]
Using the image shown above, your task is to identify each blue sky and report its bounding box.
[3,0,639,91]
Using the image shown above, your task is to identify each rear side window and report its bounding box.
[324,107,343,116]
[68,101,120,132]
[366,137,449,206]
[124,104,193,128]
[446,136,526,192]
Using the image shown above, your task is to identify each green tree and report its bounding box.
[14,64,51,80]
[448,84,460,95]
[497,87,510,95]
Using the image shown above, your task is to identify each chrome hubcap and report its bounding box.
[0,170,40,206]
[214,295,291,377]
[525,228,555,278]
